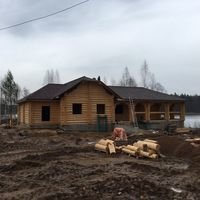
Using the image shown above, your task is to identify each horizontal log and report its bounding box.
[126,145,139,152]
[106,139,114,144]
[138,150,150,158]
[148,149,157,155]
[122,148,137,156]
[185,138,200,143]
[136,141,160,151]
[133,142,148,151]
[150,154,159,159]
[98,139,109,146]
[95,143,108,153]
[144,139,158,144]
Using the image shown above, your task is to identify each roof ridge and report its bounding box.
[47,83,63,85]
[64,76,92,85]
[52,76,97,98]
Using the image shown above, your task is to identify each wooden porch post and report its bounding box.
[29,102,32,125]
[180,103,185,120]
[145,103,151,121]
[165,103,170,121]
[23,104,25,124]
[87,83,92,123]
[129,104,132,122]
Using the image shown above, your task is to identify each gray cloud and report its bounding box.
[0,0,200,94]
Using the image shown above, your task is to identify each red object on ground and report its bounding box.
[113,127,127,141]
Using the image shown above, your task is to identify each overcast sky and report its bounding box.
[0,0,200,95]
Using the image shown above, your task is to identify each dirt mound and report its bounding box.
[157,135,200,164]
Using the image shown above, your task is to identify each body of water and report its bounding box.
[184,115,200,128]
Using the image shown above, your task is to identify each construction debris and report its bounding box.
[185,138,200,143]
[175,128,192,134]
[185,137,200,147]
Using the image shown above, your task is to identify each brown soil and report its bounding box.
[0,127,199,200]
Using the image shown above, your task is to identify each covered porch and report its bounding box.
[114,101,185,129]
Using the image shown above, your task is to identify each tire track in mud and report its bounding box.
[1,147,197,199]
[0,129,199,199]
[0,146,96,199]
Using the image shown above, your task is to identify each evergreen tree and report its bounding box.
[1,70,20,125]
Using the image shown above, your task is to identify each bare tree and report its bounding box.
[103,76,107,84]
[43,69,60,85]
[55,69,60,83]
[140,61,166,92]
[149,73,165,92]
[119,67,137,87]
[110,78,117,86]
[154,82,166,93]
[149,73,156,90]
[140,60,149,88]
[22,87,30,97]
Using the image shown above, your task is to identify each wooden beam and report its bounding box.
[145,103,151,121]
[180,103,185,120]
[87,82,91,123]
[165,103,170,121]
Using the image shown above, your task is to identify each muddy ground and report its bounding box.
[0,127,199,200]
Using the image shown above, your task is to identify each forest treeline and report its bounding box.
[175,94,200,114]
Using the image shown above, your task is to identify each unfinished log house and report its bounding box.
[18,76,185,131]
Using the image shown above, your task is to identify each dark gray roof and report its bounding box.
[18,76,119,103]
[18,76,184,103]
[109,86,184,102]
[18,84,63,103]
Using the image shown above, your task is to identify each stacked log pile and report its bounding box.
[94,139,116,154]
[122,139,160,159]
[94,138,160,159]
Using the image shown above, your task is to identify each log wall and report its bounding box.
[60,82,115,125]
[19,104,24,123]
[18,101,60,125]
[31,101,60,125]
[18,102,31,124]
[24,102,31,124]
